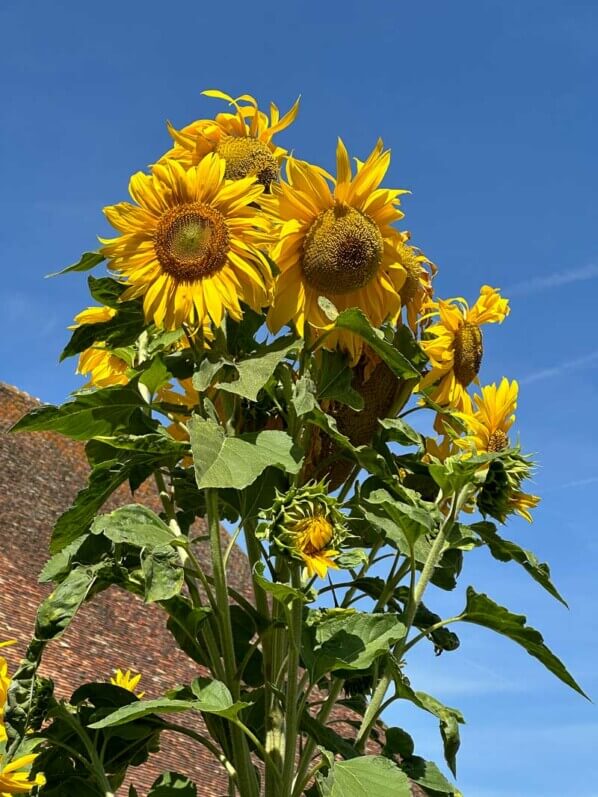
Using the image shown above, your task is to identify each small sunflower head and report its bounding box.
[477,448,538,523]
[216,135,279,187]
[110,668,145,698]
[453,322,483,387]
[266,483,348,578]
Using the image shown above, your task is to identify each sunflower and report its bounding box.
[100,154,273,331]
[0,754,45,795]
[455,378,518,453]
[110,668,145,698]
[419,285,510,412]
[266,482,348,579]
[162,89,300,188]
[266,139,410,364]
[396,241,436,332]
[457,379,540,522]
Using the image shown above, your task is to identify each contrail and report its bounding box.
[507,263,598,296]
[521,350,598,384]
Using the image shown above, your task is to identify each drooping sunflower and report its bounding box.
[70,307,131,388]
[266,483,348,579]
[266,139,410,364]
[110,668,145,698]
[396,241,436,332]
[419,285,510,412]
[100,154,273,331]
[0,754,46,795]
[457,378,540,522]
[162,89,300,188]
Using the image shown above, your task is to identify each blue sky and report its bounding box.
[1,0,596,793]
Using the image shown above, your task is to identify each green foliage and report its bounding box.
[462,588,586,697]
[318,755,412,797]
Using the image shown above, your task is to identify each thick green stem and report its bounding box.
[281,566,303,793]
[206,489,259,797]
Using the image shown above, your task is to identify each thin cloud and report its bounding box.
[520,349,598,384]
[507,263,598,296]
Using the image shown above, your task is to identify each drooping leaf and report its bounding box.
[400,757,456,795]
[189,416,302,490]
[217,337,298,402]
[91,505,175,548]
[393,675,464,777]
[468,522,567,606]
[292,374,317,417]
[253,562,310,608]
[301,712,358,760]
[328,307,419,379]
[163,596,211,667]
[141,545,184,602]
[47,251,105,278]
[318,755,412,797]
[317,350,364,410]
[306,611,406,680]
[462,588,586,697]
[35,564,106,641]
[11,384,146,441]
[379,417,424,449]
[192,358,226,393]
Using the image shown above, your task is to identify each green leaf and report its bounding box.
[379,417,424,449]
[468,521,567,606]
[148,772,197,797]
[217,337,298,401]
[318,755,412,797]
[306,611,406,679]
[47,251,105,278]
[364,489,436,547]
[139,357,171,394]
[192,358,225,393]
[11,384,145,441]
[400,757,456,795]
[189,678,251,719]
[428,453,496,496]
[141,546,184,602]
[382,727,414,759]
[292,375,317,417]
[462,588,587,697]
[91,505,175,548]
[50,458,132,553]
[164,597,211,667]
[317,350,364,410]
[189,416,302,490]
[253,562,310,608]
[89,698,196,729]
[393,676,464,777]
[331,308,419,379]
[35,564,105,641]
[60,301,144,361]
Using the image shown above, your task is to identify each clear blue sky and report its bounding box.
[1,1,596,794]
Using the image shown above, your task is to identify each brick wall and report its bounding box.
[0,382,233,796]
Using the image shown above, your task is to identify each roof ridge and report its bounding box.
[0,381,43,405]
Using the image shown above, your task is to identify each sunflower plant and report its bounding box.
[3,90,584,797]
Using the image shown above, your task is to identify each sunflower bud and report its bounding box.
[265,483,348,578]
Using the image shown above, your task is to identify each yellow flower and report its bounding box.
[110,668,144,698]
[70,306,116,327]
[0,641,16,745]
[0,753,45,795]
[266,139,410,364]
[420,286,510,412]
[396,241,436,332]
[101,154,273,331]
[509,490,540,523]
[455,378,519,453]
[76,345,130,388]
[291,515,340,579]
[163,89,300,187]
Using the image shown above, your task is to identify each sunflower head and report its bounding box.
[162,89,300,187]
[419,286,510,412]
[265,483,348,578]
[266,139,409,364]
[477,449,539,523]
[100,154,273,331]
[455,378,519,454]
